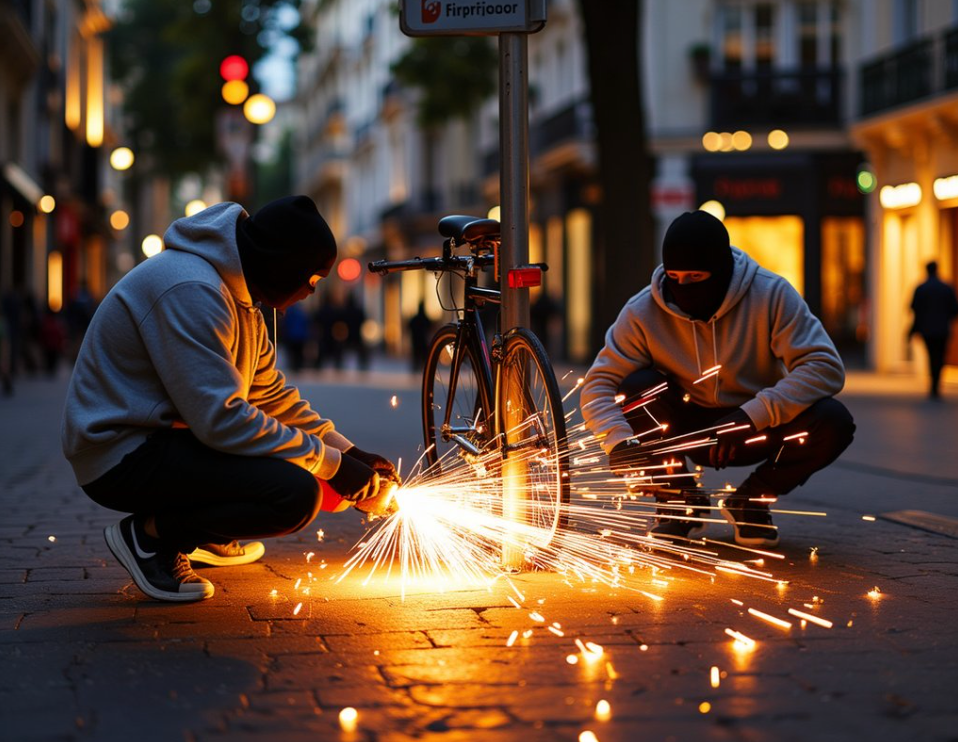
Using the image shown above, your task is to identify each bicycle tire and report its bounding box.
[496,327,570,546]
[421,324,495,471]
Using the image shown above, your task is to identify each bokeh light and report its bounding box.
[142,234,164,258]
[243,94,276,124]
[185,199,207,217]
[337,257,362,282]
[219,55,249,81]
[221,79,249,105]
[38,195,56,214]
[110,147,135,171]
[110,210,130,230]
[768,129,789,150]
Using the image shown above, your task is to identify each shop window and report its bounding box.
[724,215,804,295]
[566,208,592,363]
[821,218,867,353]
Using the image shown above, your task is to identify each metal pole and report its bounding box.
[499,32,530,331]
[498,32,530,571]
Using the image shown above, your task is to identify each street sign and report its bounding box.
[400,0,546,36]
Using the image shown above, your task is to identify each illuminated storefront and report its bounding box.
[692,152,867,360]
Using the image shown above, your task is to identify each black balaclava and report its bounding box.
[661,210,734,321]
[236,195,337,309]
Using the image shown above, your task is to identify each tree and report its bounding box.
[109,0,308,179]
[577,0,654,352]
[391,37,498,209]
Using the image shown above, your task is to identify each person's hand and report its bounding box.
[353,483,400,519]
[328,455,380,502]
[608,439,652,476]
[710,408,756,469]
[346,446,401,488]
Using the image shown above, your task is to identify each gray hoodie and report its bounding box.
[61,202,350,486]
[581,248,845,453]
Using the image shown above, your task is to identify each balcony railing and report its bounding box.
[860,25,958,117]
[709,68,843,128]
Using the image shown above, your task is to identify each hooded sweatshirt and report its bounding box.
[61,202,351,486]
[581,248,845,452]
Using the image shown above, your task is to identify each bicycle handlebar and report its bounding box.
[368,254,496,275]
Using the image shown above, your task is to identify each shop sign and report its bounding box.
[400,0,546,36]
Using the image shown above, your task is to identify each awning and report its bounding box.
[2,162,43,204]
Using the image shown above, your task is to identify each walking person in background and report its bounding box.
[408,302,432,372]
[582,210,855,548]
[62,196,399,603]
[909,260,958,400]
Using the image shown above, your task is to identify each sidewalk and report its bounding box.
[0,370,956,742]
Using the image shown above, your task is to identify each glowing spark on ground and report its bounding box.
[316,529,325,542]
[566,654,578,664]
[292,602,303,616]
[48,536,56,543]
[724,628,756,650]
[595,699,611,720]
[579,732,599,742]
[867,586,882,599]
[339,707,358,732]
[390,395,399,408]
[506,630,519,647]
[747,607,792,630]
[710,666,721,688]
[862,514,876,521]
[787,608,833,628]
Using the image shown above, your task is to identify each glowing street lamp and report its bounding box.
[243,94,276,125]
[110,147,135,171]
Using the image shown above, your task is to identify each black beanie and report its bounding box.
[661,211,734,320]
[236,195,337,308]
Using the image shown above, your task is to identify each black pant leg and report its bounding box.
[922,335,948,396]
[83,430,322,552]
[734,398,855,496]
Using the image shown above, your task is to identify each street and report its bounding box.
[1,365,957,742]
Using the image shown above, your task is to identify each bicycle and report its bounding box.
[368,215,570,546]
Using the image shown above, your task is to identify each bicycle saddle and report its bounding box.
[438,215,500,244]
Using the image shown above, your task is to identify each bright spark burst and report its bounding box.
[337,374,826,602]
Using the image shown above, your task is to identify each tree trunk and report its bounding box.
[577,0,654,354]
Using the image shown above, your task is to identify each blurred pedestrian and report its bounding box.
[39,308,67,376]
[409,302,432,372]
[582,210,855,548]
[280,302,310,372]
[0,301,12,396]
[65,280,96,360]
[62,196,399,603]
[314,293,344,369]
[344,293,369,370]
[909,260,958,399]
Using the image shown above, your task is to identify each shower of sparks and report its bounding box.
[867,586,882,599]
[787,608,833,628]
[335,373,829,606]
[710,666,721,688]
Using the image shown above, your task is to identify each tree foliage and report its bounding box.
[391,37,498,129]
[108,0,309,177]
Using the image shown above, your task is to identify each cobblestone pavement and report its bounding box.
[1,367,956,742]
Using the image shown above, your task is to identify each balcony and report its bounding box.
[860,25,958,117]
[709,68,843,129]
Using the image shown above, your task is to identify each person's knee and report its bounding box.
[617,368,668,399]
[809,398,856,453]
[274,467,322,535]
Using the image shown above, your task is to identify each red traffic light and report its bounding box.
[220,55,249,82]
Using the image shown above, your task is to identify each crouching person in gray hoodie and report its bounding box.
[581,211,855,548]
[62,196,398,602]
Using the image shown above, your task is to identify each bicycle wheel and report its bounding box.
[496,327,570,546]
[422,324,494,471]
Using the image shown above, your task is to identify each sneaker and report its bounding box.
[650,493,710,541]
[720,496,780,547]
[188,540,265,567]
[104,516,214,602]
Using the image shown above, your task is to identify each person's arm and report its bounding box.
[141,283,342,479]
[247,321,353,451]
[580,299,652,453]
[739,282,845,431]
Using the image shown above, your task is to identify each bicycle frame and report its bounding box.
[439,278,500,456]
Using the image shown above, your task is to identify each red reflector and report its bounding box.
[507,267,542,288]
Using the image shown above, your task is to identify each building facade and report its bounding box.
[851,0,958,378]
[296,1,956,373]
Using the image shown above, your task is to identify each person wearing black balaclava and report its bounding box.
[581,210,855,548]
[62,196,399,603]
